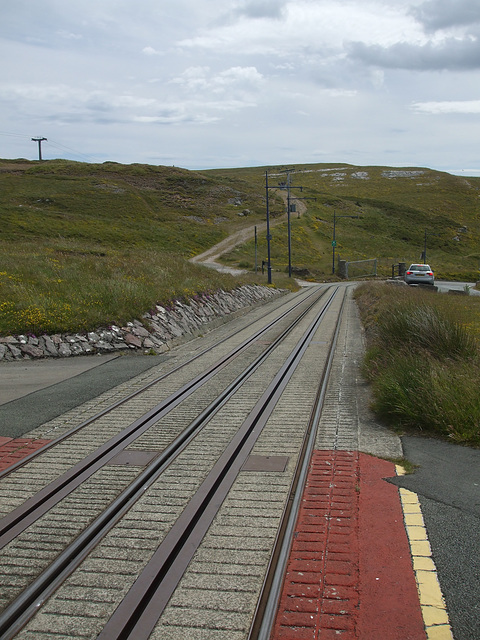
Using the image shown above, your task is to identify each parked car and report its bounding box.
[404,264,435,285]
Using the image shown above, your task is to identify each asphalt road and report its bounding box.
[390,436,480,640]
[0,353,169,438]
[435,280,480,295]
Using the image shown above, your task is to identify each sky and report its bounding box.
[1,0,480,174]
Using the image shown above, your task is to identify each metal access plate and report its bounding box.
[242,455,289,472]
[107,450,159,467]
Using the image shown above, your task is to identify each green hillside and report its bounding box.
[202,164,480,280]
[1,158,479,335]
[0,158,270,334]
[0,159,268,254]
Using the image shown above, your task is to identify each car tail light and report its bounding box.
[406,271,412,275]
[427,272,433,276]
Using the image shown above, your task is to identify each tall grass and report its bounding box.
[355,283,480,445]
[376,304,477,360]
[0,242,240,335]
[0,237,296,336]
[371,354,480,443]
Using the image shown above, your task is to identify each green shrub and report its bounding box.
[356,282,480,446]
[377,304,477,360]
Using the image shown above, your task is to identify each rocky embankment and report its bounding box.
[0,285,285,362]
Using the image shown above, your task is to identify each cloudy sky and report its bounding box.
[1,0,480,174]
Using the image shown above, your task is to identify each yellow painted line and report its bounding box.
[396,465,454,640]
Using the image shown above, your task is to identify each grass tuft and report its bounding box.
[356,282,480,446]
[377,304,477,360]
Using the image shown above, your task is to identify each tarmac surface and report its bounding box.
[0,354,169,437]
[0,301,478,639]
[391,437,480,640]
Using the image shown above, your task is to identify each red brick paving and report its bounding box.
[357,453,426,639]
[271,450,359,639]
[0,437,51,471]
[270,450,426,639]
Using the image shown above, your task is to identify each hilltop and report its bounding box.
[1,158,479,335]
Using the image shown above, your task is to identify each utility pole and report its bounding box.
[422,229,438,264]
[265,171,273,284]
[332,210,360,274]
[31,136,47,161]
[280,170,304,278]
[265,169,312,280]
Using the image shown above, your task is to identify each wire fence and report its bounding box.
[338,258,377,280]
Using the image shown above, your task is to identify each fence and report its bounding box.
[337,258,377,280]
[391,262,406,278]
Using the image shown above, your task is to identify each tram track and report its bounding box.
[0,286,322,482]
[0,284,349,639]
[0,286,328,545]
[0,286,324,526]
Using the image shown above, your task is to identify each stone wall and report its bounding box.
[0,285,285,362]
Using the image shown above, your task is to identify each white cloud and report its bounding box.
[412,99,480,113]
[170,66,263,101]
[217,66,263,84]
[142,46,163,56]
[56,30,83,40]
[178,0,426,55]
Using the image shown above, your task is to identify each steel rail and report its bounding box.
[0,287,321,480]
[96,288,339,640]
[0,288,335,640]
[249,286,347,640]
[0,287,328,550]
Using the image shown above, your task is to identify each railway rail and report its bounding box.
[0,283,352,640]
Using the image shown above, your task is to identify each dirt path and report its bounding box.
[190,190,307,273]
[190,224,260,266]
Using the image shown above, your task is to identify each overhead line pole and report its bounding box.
[265,169,311,280]
[332,210,360,274]
[281,170,303,278]
[265,171,273,284]
[31,137,47,161]
[422,228,438,264]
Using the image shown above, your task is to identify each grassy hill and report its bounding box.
[1,158,479,335]
[202,164,480,280]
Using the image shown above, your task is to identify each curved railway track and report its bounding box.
[0,283,352,640]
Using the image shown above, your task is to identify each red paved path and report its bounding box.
[271,450,426,639]
[0,436,51,472]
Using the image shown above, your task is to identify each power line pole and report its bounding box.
[279,170,304,278]
[265,171,273,284]
[332,210,360,274]
[422,228,438,264]
[31,137,47,161]
[265,169,312,280]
